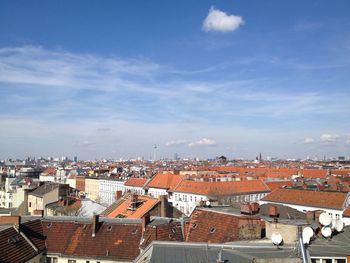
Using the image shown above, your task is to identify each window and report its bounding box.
[68,260,76,263]
[29,202,32,207]
[46,257,58,263]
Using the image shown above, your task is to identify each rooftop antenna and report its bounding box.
[153,144,157,161]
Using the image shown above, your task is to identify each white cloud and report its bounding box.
[165,139,188,146]
[188,138,217,147]
[202,7,244,32]
[320,133,339,142]
[346,134,350,144]
[303,137,315,144]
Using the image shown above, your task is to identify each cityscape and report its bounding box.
[1,1,350,263]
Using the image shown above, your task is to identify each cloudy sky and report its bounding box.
[0,0,350,160]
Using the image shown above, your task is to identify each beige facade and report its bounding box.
[265,221,299,244]
[85,177,100,202]
[66,177,76,189]
[28,184,69,215]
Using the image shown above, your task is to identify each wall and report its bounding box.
[259,200,347,225]
[265,221,298,244]
[85,178,100,202]
[25,253,45,263]
[75,176,86,192]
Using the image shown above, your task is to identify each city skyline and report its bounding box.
[1,0,350,160]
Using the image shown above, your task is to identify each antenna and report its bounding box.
[153,144,157,161]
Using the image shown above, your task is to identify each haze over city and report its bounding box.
[1,0,350,160]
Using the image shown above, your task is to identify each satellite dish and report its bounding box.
[302,234,311,244]
[319,213,332,226]
[205,200,211,206]
[321,226,332,238]
[335,220,344,232]
[271,232,283,245]
[331,219,337,229]
[302,227,314,240]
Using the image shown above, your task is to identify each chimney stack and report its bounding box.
[142,213,151,232]
[115,190,123,200]
[0,216,21,226]
[92,214,100,237]
[160,195,168,217]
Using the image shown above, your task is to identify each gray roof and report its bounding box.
[135,241,302,263]
[308,226,350,257]
[29,182,59,197]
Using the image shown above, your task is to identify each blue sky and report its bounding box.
[0,0,350,160]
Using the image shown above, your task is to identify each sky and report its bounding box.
[0,0,350,160]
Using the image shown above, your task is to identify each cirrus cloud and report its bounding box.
[202,7,244,32]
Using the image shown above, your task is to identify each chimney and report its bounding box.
[0,216,21,226]
[142,213,151,232]
[115,190,123,200]
[92,214,100,237]
[160,195,168,217]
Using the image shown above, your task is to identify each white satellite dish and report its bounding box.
[321,226,332,238]
[319,213,332,226]
[205,200,211,206]
[302,227,314,240]
[335,220,344,232]
[271,232,283,245]
[302,234,311,244]
[331,219,337,229]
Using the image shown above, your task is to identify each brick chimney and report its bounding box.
[115,190,123,200]
[142,213,151,232]
[160,195,168,217]
[0,216,21,226]
[92,214,100,237]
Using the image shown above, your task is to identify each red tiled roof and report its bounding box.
[173,179,270,196]
[343,207,350,217]
[186,209,262,243]
[124,178,148,187]
[299,169,328,179]
[141,221,184,248]
[0,226,41,263]
[42,220,142,260]
[264,180,293,191]
[103,195,160,219]
[146,173,183,190]
[42,167,57,176]
[261,188,348,210]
